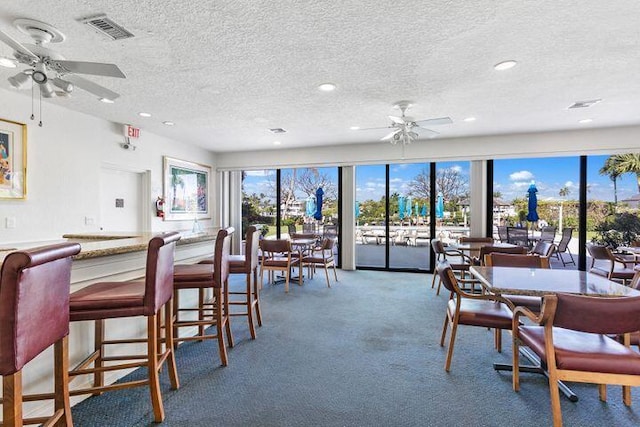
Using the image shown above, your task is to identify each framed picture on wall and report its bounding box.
[0,118,27,200]
[163,156,211,221]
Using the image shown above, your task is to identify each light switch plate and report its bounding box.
[6,217,16,228]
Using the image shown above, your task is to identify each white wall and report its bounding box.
[0,89,217,244]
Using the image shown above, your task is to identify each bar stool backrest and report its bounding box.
[246,226,261,272]
[214,227,233,288]
[145,232,181,315]
[0,243,81,375]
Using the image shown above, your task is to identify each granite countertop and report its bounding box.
[0,229,218,264]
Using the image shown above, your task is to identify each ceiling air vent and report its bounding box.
[78,15,134,40]
[568,99,602,109]
[269,128,287,134]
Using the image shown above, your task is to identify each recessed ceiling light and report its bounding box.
[163,121,175,126]
[0,57,17,68]
[273,141,282,145]
[578,118,593,124]
[318,83,336,92]
[350,126,360,130]
[99,97,115,104]
[494,60,517,71]
[463,117,476,122]
[138,112,152,117]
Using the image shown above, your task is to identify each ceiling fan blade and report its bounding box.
[356,125,393,131]
[0,28,38,61]
[50,60,126,78]
[381,130,399,141]
[414,117,453,127]
[415,128,439,138]
[388,115,405,125]
[64,75,120,100]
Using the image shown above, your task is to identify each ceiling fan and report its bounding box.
[0,19,125,102]
[361,101,452,144]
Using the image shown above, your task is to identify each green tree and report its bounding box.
[599,156,624,204]
[611,153,640,193]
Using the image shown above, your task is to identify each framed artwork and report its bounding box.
[0,118,27,200]
[163,156,211,221]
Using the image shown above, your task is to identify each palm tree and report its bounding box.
[599,156,623,204]
[612,153,640,193]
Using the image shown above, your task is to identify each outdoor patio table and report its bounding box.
[470,266,640,402]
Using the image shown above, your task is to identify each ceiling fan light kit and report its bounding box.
[0,18,127,125]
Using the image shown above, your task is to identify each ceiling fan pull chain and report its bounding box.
[30,79,35,121]
[38,88,43,127]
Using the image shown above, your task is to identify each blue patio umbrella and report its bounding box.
[398,195,405,220]
[305,195,316,217]
[421,203,427,217]
[405,196,413,218]
[355,200,360,218]
[415,204,420,217]
[526,182,539,222]
[313,187,324,220]
[435,192,444,219]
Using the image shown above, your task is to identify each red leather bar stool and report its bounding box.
[67,232,180,423]
[173,228,233,365]
[200,226,262,339]
[0,242,80,427]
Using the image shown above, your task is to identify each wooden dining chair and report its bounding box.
[512,293,640,427]
[476,245,528,266]
[459,236,493,244]
[302,237,338,288]
[260,239,302,293]
[436,261,515,372]
[430,239,474,295]
[587,243,636,285]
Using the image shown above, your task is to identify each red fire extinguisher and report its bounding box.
[155,196,165,218]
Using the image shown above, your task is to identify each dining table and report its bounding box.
[469,266,640,402]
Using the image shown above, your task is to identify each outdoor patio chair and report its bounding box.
[436,261,515,372]
[506,226,529,247]
[512,293,640,427]
[587,243,636,285]
[287,223,297,237]
[553,227,575,266]
[539,226,557,243]
[431,239,476,295]
[529,240,555,258]
[497,226,508,243]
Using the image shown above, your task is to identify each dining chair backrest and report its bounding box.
[556,228,573,252]
[539,226,557,243]
[478,245,527,265]
[291,232,316,240]
[431,239,446,257]
[506,227,529,246]
[212,228,233,289]
[323,224,338,241]
[435,261,462,295]
[530,240,555,257]
[549,293,640,335]
[497,226,508,243]
[485,253,549,269]
[261,238,292,255]
[287,223,297,236]
[302,223,317,234]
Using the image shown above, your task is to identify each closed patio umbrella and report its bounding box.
[421,203,427,217]
[355,200,360,218]
[398,195,405,220]
[306,195,316,217]
[405,196,413,219]
[314,187,324,220]
[526,182,539,222]
[436,192,444,219]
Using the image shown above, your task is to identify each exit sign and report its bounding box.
[126,125,140,139]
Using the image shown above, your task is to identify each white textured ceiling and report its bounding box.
[1,1,639,152]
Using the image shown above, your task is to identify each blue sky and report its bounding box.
[242,155,639,204]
